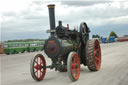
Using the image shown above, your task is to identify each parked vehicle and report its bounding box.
[0,42,4,54]
[116,37,128,42]
[2,41,44,54]
[101,37,115,43]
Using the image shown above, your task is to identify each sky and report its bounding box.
[0,0,128,41]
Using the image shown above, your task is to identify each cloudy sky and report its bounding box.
[0,0,128,41]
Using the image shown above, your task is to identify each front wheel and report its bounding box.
[30,54,46,81]
[67,52,80,82]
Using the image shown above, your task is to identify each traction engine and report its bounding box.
[30,4,101,82]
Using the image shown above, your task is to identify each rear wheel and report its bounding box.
[67,52,80,82]
[30,54,46,81]
[86,39,101,71]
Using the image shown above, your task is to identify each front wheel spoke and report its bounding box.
[41,61,44,65]
[35,61,38,64]
[34,65,38,69]
[37,70,38,78]
[34,69,38,73]
[39,70,42,78]
[41,70,44,73]
[40,60,42,64]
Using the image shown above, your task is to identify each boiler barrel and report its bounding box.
[44,37,78,58]
[62,40,78,54]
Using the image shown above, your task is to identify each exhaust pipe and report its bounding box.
[47,4,56,36]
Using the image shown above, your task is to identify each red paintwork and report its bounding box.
[47,41,57,54]
[116,37,128,42]
[93,40,101,70]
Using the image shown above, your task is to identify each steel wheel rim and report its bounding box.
[71,53,80,80]
[93,40,101,70]
[33,55,46,80]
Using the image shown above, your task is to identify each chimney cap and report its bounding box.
[47,4,55,8]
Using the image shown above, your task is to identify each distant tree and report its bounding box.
[92,34,100,38]
[124,35,128,37]
[109,31,118,38]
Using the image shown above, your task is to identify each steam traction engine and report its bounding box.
[30,4,101,82]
